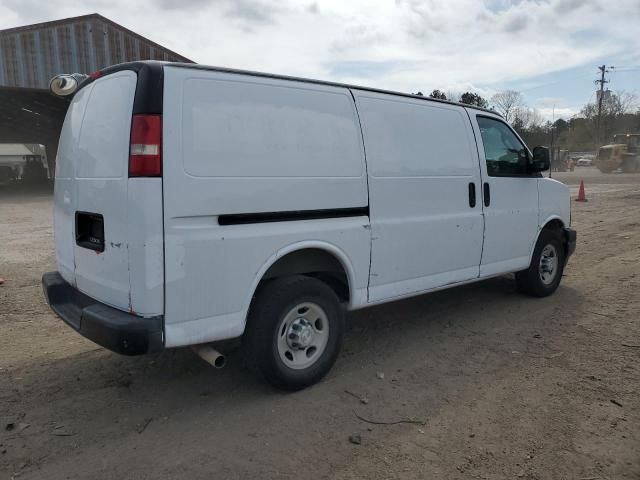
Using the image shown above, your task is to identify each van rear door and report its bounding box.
[54,67,164,316]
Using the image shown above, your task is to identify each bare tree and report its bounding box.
[512,106,544,130]
[490,90,525,123]
[580,90,640,145]
[616,91,638,115]
[582,90,638,119]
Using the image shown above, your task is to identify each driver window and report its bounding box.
[477,116,529,176]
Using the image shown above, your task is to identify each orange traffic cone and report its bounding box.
[575,180,587,202]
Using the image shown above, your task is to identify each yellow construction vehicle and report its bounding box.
[595,133,640,173]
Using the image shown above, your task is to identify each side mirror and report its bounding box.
[531,146,550,172]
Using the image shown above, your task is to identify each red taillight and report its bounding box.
[129,114,162,177]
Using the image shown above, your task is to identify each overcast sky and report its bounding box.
[2,0,639,120]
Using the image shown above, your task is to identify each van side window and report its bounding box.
[477,116,529,177]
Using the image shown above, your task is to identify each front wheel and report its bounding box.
[516,229,566,297]
[245,275,344,390]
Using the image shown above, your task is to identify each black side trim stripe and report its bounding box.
[218,207,369,226]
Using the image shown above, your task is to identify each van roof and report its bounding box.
[99,60,500,117]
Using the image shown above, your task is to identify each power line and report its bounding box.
[609,64,640,70]
[610,67,640,73]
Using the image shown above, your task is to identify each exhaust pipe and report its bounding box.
[192,344,226,369]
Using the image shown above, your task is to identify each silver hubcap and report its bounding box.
[277,302,329,370]
[539,244,559,285]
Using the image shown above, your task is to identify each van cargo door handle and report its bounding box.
[483,182,491,207]
[468,182,476,207]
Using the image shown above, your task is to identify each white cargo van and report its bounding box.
[43,61,576,390]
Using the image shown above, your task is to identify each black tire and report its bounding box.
[244,275,344,391]
[516,229,565,297]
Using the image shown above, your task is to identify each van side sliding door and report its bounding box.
[353,91,484,302]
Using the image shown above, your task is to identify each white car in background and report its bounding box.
[576,156,594,167]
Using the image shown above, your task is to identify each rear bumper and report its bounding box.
[564,227,577,260]
[42,271,163,355]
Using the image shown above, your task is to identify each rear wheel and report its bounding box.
[516,229,565,297]
[245,275,344,390]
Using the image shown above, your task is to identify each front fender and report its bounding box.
[530,177,571,264]
[538,177,570,227]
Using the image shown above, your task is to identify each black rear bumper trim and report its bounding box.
[42,272,163,355]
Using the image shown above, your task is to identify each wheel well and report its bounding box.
[541,219,568,256]
[260,249,350,302]
[542,219,564,232]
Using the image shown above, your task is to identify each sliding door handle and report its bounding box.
[468,182,476,208]
[483,182,491,207]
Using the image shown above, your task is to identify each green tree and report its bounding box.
[429,89,447,100]
[553,118,569,134]
[458,92,488,108]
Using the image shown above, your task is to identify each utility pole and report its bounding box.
[595,64,613,148]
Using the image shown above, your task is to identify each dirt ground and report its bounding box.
[1,167,639,479]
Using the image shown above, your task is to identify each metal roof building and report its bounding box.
[0,13,191,89]
[0,13,192,174]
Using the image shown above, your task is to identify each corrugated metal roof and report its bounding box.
[0,13,193,89]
